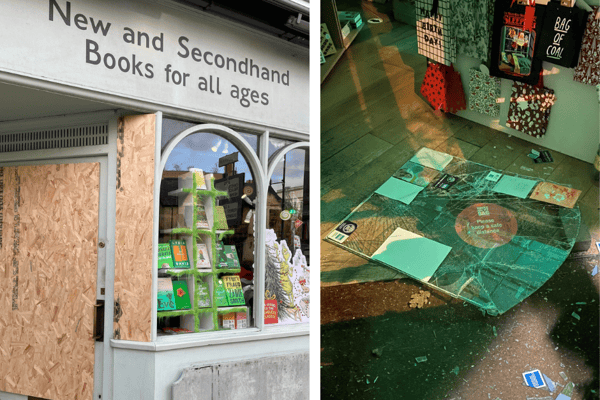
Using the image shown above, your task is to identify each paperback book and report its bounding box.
[223,245,240,269]
[172,280,191,310]
[215,279,229,307]
[213,205,229,230]
[169,240,191,269]
[216,242,229,268]
[157,243,174,269]
[157,278,176,311]
[219,312,236,330]
[222,275,245,306]
[196,203,210,230]
[196,243,211,269]
[196,279,211,308]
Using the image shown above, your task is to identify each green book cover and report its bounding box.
[222,275,245,306]
[216,242,228,269]
[223,245,240,269]
[157,278,176,311]
[197,279,211,308]
[172,280,191,310]
[213,205,229,230]
[169,240,191,269]
[157,243,174,269]
[215,279,229,307]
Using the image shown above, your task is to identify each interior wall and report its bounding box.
[113,114,156,342]
[454,46,599,164]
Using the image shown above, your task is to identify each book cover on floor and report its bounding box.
[157,243,174,269]
[169,240,191,269]
[222,275,245,306]
[157,277,176,311]
[172,280,191,310]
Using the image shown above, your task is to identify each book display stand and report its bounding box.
[158,172,247,333]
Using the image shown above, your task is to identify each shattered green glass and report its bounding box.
[325,151,581,315]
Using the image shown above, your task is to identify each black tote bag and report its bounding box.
[534,1,589,67]
[490,0,546,85]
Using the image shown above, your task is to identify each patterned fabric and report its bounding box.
[573,7,600,86]
[420,62,466,113]
[468,69,501,116]
[416,0,456,65]
[450,0,494,62]
[506,81,557,138]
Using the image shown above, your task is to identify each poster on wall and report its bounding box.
[264,229,309,325]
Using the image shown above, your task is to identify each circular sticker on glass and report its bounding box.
[455,203,518,249]
[280,210,291,220]
[341,223,356,234]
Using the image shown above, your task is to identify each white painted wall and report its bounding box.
[454,51,599,164]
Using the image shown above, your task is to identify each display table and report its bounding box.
[325,148,581,315]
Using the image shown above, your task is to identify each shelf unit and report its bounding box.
[321,0,364,84]
[157,173,247,332]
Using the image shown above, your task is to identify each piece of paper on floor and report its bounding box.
[375,177,424,205]
[529,182,581,208]
[410,147,453,171]
[372,227,452,282]
[492,175,538,199]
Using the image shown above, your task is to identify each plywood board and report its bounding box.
[0,163,99,400]
[114,114,155,342]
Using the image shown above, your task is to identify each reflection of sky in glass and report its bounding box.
[161,118,306,187]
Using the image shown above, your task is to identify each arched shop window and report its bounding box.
[158,119,264,335]
[157,118,309,336]
[265,142,310,325]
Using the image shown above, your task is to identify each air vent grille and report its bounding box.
[0,124,109,153]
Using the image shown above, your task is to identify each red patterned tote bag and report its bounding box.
[421,62,466,113]
[573,7,600,86]
[506,81,557,138]
[416,0,456,66]
[469,68,501,116]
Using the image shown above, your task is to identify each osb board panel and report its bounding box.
[0,163,99,400]
[114,114,155,342]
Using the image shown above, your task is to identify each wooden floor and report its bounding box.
[321,1,599,287]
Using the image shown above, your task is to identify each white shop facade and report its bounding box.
[0,1,310,399]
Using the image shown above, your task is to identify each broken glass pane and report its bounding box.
[325,149,581,315]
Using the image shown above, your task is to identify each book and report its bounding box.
[172,280,191,310]
[157,243,174,269]
[529,182,581,209]
[196,203,210,229]
[169,240,191,269]
[222,275,245,306]
[264,297,278,324]
[215,279,229,307]
[219,312,236,330]
[157,278,176,311]
[196,279,211,308]
[195,243,211,269]
[223,245,240,269]
[216,242,229,269]
[235,312,247,329]
[213,205,229,230]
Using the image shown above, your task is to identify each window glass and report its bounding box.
[158,126,257,335]
[264,147,310,326]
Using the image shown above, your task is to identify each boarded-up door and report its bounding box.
[0,162,100,400]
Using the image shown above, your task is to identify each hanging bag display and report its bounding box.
[420,61,467,113]
[468,67,502,116]
[573,6,600,86]
[506,81,557,138]
[490,0,546,85]
[534,1,589,68]
[449,0,495,62]
[416,0,456,66]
